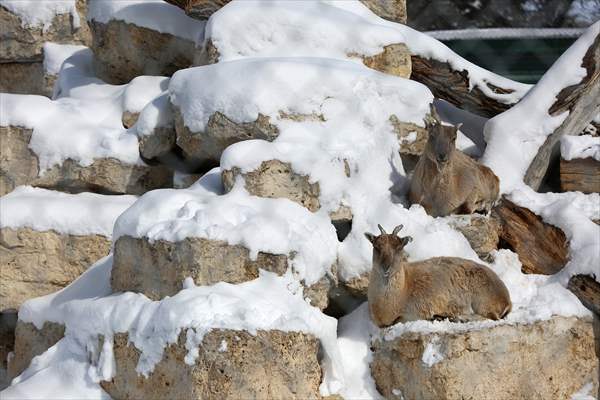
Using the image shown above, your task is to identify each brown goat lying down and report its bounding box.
[365,225,511,328]
[409,106,499,217]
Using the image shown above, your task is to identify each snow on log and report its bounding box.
[410,55,528,118]
[560,134,600,193]
[568,275,600,315]
[492,197,569,275]
[483,22,600,193]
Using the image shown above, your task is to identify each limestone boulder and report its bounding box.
[112,235,334,310]
[0,0,90,63]
[0,227,111,312]
[89,19,197,85]
[129,94,179,161]
[445,214,500,261]
[222,160,320,212]
[391,116,429,157]
[222,160,352,225]
[0,62,49,96]
[175,110,280,170]
[371,316,599,400]
[101,329,322,399]
[7,321,65,380]
[361,0,406,24]
[0,126,172,196]
[124,109,176,160]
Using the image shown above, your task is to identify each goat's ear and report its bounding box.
[364,232,376,244]
[429,104,441,123]
[454,123,463,135]
[401,236,413,246]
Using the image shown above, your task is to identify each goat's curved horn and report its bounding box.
[377,224,386,235]
[392,224,404,236]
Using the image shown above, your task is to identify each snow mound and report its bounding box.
[42,42,88,77]
[0,46,171,172]
[206,0,407,62]
[16,258,343,396]
[114,175,338,286]
[87,0,206,42]
[0,0,79,30]
[0,186,137,237]
[122,75,170,116]
[561,134,600,161]
[206,0,530,105]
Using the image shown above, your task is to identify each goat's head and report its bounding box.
[365,224,412,269]
[424,104,462,166]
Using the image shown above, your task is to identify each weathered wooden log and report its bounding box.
[524,29,600,189]
[410,55,525,118]
[560,157,600,193]
[568,275,600,316]
[492,197,569,275]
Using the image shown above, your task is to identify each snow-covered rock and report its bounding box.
[203,0,411,79]
[102,329,322,399]
[87,0,205,84]
[0,0,90,63]
[0,50,174,195]
[372,316,598,400]
[222,160,322,214]
[444,214,500,260]
[8,321,64,381]
[169,58,431,219]
[7,257,344,397]
[0,187,136,311]
[0,0,91,95]
[111,171,339,310]
[0,125,171,196]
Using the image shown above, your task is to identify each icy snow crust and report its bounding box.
[207,0,531,105]
[561,134,600,161]
[0,186,136,237]
[0,0,79,30]
[87,0,206,42]
[0,46,169,172]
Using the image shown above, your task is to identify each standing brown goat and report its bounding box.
[409,106,499,217]
[365,224,511,328]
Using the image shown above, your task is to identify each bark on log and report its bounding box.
[492,197,569,275]
[524,30,600,190]
[568,275,600,315]
[410,55,525,118]
[560,157,600,193]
